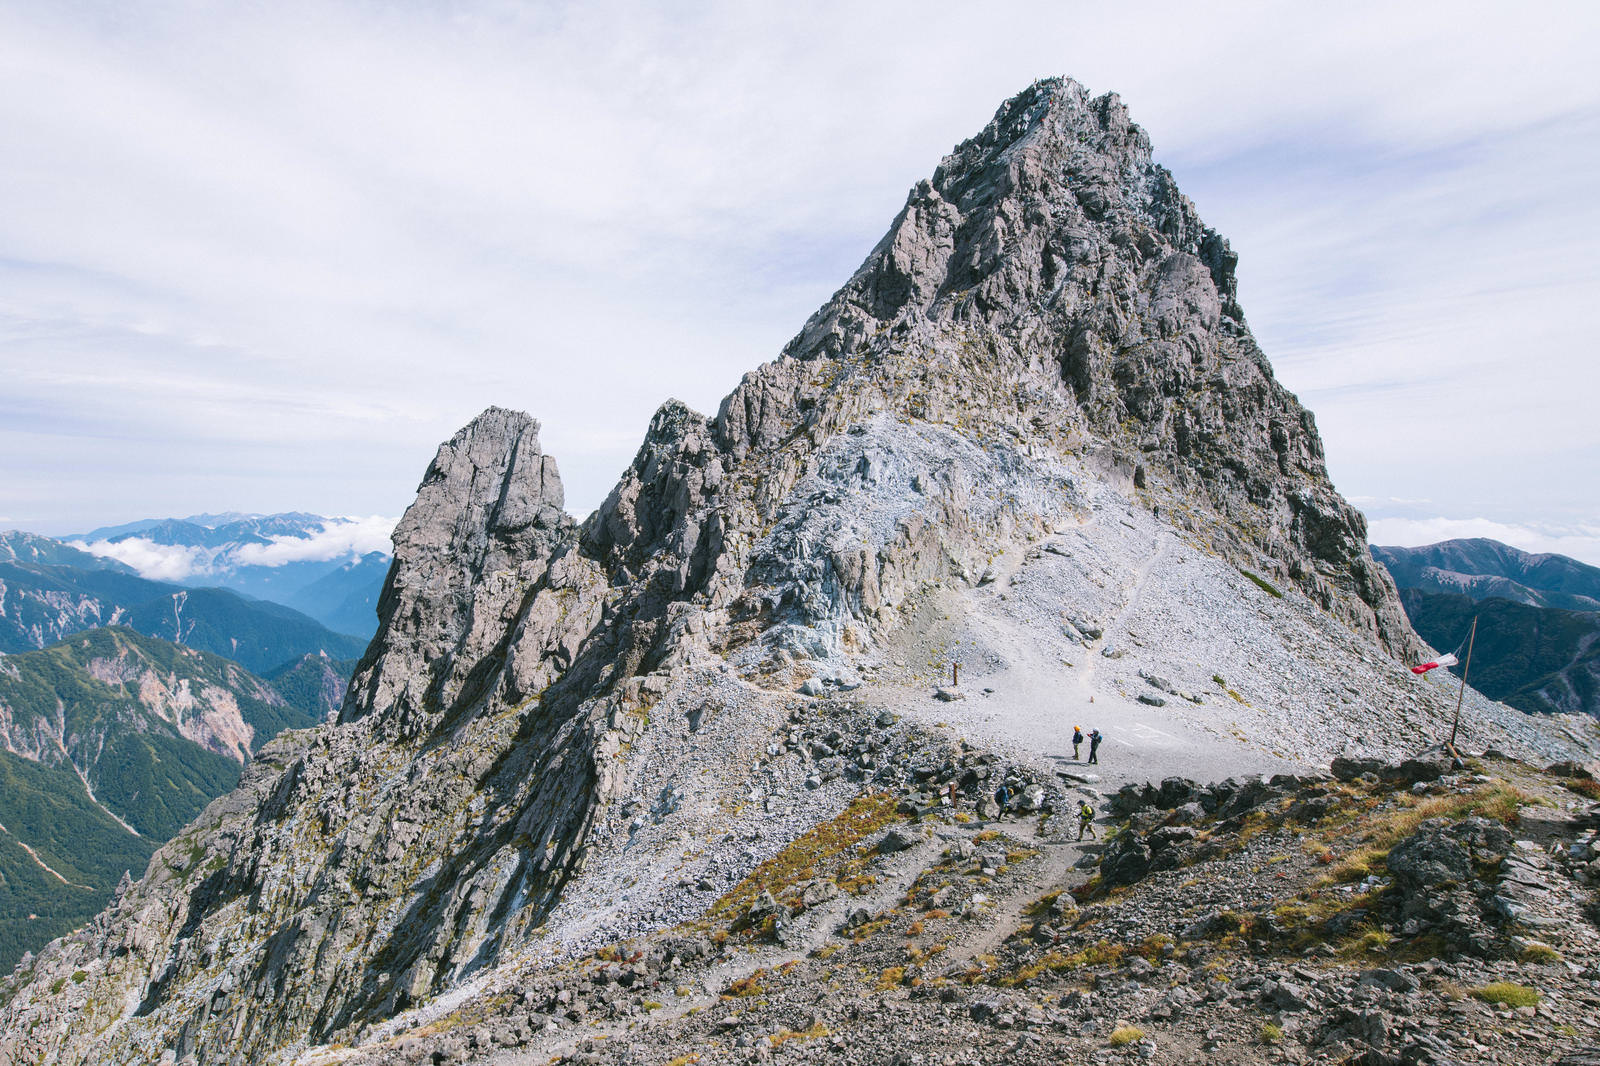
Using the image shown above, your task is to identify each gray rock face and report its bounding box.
[754,78,1416,656]
[342,407,575,738]
[2,76,1447,1065]
[1101,833,1153,886]
[0,410,623,1064]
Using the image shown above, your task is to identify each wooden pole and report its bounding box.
[1449,616,1478,752]
[952,662,959,688]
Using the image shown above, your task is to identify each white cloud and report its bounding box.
[74,538,213,582]
[231,516,395,567]
[1349,496,1433,508]
[1367,517,1600,568]
[72,516,395,580]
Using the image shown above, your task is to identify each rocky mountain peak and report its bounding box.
[340,406,574,735]
[6,78,1552,1066]
[722,76,1412,655]
[781,77,1228,357]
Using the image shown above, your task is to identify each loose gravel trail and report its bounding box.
[933,820,1089,973]
[1074,523,1170,694]
[867,509,1302,807]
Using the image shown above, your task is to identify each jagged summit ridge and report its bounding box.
[3,78,1565,1066]
[706,75,1410,654]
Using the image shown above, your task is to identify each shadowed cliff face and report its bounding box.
[3,78,1429,1064]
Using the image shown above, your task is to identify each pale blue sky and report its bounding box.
[1,1,1596,563]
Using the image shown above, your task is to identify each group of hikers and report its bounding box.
[1071,725,1102,764]
[987,723,1105,842]
[1070,726,1102,839]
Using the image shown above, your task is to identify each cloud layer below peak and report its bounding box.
[73,516,395,583]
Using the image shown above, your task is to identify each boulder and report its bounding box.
[1268,979,1313,1011]
[1359,968,1420,994]
[1386,821,1473,888]
[799,879,840,909]
[1100,834,1153,886]
[878,826,926,854]
[1332,756,1386,782]
[1015,783,1047,812]
[1156,778,1201,809]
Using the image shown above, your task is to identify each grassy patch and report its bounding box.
[1314,781,1538,887]
[1240,570,1283,598]
[1560,777,1600,801]
[769,1023,828,1047]
[850,915,893,942]
[710,792,902,920]
[1339,928,1393,959]
[1135,934,1173,961]
[1520,943,1562,964]
[1109,1025,1145,1046]
[1259,1022,1283,1044]
[723,971,766,998]
[1471,982,1538,1008]
[1266,888,1381,953]
[998,939,1126,986]
[1025,890,1063,917]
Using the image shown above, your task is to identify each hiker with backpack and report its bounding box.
[1087,728,1103,764]
[1077,800,1097,840]
[1072,725,1084,760]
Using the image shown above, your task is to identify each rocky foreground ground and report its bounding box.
[305,749,1600,1066]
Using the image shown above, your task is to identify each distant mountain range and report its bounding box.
[0,626,356,970]
[0,534,367,674]
[0,516,378,971]
[1373,538,1600,719]
[1371,539,1600,612]
[67,512,392,639]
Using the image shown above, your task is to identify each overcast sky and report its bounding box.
[2,1,1596,564]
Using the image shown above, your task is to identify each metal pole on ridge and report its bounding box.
[1448,616,1478,753]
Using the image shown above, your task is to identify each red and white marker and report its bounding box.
[1410,653,1459,675]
